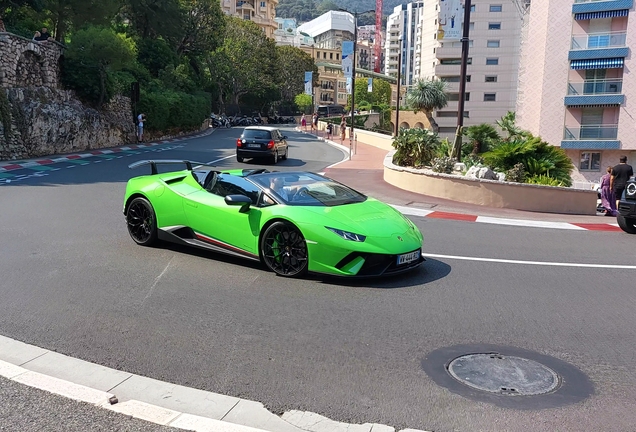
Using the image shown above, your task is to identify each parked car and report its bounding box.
[236,126,288,164]
[617,177,636,233]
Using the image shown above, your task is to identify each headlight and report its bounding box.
[326,227,366,242]
[627,182,636,197]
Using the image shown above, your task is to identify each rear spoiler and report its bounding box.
[128,160,198,175]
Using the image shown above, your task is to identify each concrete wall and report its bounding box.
[383,152,597,215]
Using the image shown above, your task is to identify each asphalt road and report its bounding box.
[1,127,635,432]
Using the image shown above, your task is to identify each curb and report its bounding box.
[0,127,216,172]
[0,335,430,432]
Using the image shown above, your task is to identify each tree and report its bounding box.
[63,25,136,107]
[464,123,500,154]
[405,78,448,133]
[176,0,225,56]
[275,45,318,103]
[122,0,184,43]
[294,93,312,113]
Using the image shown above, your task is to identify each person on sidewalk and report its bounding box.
[340,115,346,142]
[326,122,333,140]
[301,114,306,130]
[312,113,318,133]
[600,166,617,216]
[137,113,146,143]
[610,156,634,208]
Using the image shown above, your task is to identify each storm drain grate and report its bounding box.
[447,353,560,396]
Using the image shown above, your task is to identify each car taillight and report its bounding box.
[267,140,275,149]
[236,138,242,147]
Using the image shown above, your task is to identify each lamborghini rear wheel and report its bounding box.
[261,221,308,277]
[126,197,158,246]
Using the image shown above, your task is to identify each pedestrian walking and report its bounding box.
[301,114,307,130]
[312,113,318,133]
[339,115,346,142]
[600,166,617,216]
[610,156,634,208]
[326,122,333,140]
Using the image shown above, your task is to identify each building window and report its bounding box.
[580,152,601,171]
[336,53,340,60]
[330,52,333,59]
[437,111,469,118]
[490,5,502,12]
[470,5,476,12]
[440,58,472,65]
[316,51,320,58]
[447,93,470,101]
[486,58,499,65]
[485,75,497,82]
[484,93,496,101]
[469,22,475,30]
[488,22,501,30]
[487,40,500,48]
[323,52,326,59]
[260,1,265,6]
[439,126,459,133]
[440,75,471,82]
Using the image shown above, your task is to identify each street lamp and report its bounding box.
[339,8,374,148]
[395,35,402,137]
[451,0,473,162]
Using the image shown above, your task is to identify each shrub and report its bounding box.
[431,156,457,174]
[462,153,484,170]
[526,174,565,187]
[506,163,526,183]
[137,89,211,132]
[392,128,440,168]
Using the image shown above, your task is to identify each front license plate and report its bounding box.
[397,250,420,265]
[247,143,261,148]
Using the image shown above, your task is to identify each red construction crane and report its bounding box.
[374,0,382,72]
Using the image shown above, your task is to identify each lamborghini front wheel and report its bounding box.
[261,221,308,277]
[126,197,158,246]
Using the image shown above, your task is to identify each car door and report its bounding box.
[274,129,287,154]
[183,174,262,257]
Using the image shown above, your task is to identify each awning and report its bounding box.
[575,9,629,20]
[571,58,624,70]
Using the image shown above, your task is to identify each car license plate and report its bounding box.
[247,143,260,148]
[397,250,420,265]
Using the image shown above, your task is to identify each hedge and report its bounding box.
[136,89,211,132]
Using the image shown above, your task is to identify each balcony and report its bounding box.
[561,124,620,149]
[237,1,255,9]
[572,0,633,14]
[565,79,624,106]
[569,31,628,60]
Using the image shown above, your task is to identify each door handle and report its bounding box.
[186,201,198,208]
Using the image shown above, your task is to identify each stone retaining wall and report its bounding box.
[0,33,64,89]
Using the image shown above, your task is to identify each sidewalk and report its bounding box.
[300,128,622,232]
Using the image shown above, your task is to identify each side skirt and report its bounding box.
[158,226,260,262]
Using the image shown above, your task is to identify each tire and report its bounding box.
[260,221,308,277]
[237,155,244,163]
[126,197,158,246]
[271,150,278,165]
[617,214,636,234]
[282,146,288,160]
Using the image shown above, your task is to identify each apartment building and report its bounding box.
[385,2,424,86]
[296,11,355,50]
[221,0,278,38]
[516,0,635,186]
[417,0,525,139]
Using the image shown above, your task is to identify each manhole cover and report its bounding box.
[448,353,560,396]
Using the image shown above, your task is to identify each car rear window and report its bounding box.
[243,130,272,139]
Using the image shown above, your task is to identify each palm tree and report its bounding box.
[464,123,500,154]
[405,78,448,133]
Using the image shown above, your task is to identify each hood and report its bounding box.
[301,199,411,236]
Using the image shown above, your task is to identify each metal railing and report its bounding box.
[574,0,614,3]
[563,125,618,140]
[567,79,623,95]
[571,31,627,50]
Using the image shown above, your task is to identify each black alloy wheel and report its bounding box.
[261,221,308,277]
[617,215,636,234]
[282,146,288,160]
[126,197,158,246]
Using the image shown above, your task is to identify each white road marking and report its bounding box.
[205,155,235,165]
[66,166,75,169]
[391,204,434,218]
[475,216,585,230]
[422,253,636,269]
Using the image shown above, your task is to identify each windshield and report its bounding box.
[252,172,367,206]
[243,129,272,139]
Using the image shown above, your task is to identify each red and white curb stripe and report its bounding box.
[391,205,622,232]
[0,129,215,172]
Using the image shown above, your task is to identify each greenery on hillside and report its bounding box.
[275,0,398,26]
[0,0,317,135]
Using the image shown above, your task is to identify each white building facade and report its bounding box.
[296,11,355,50]
[385,2,424,86]
[417,0,525,138]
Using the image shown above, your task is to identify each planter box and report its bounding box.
[383,151,597,215]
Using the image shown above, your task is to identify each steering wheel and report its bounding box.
[293,186,310,201]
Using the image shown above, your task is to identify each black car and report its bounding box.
[617,178,636,233]
[236,126,288,164]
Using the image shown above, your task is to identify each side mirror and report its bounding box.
[225,194,252,213]
[282,135,288,140]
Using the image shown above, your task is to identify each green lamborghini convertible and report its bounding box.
[123,160,424,277]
